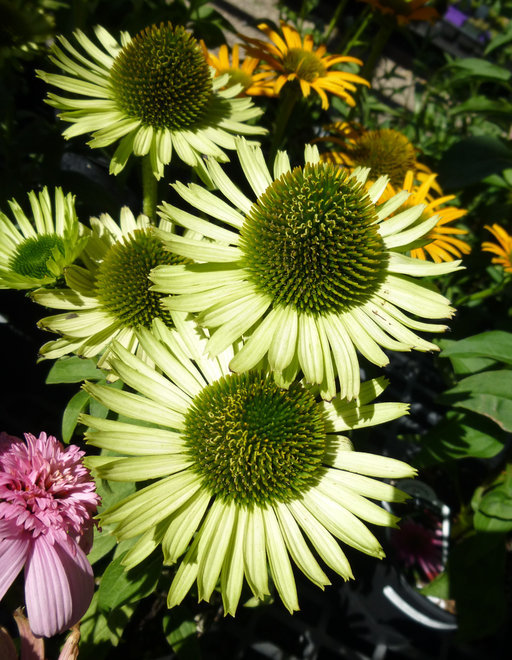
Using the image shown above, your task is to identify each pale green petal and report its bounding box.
[302,489,384,557]
[321,314,360,400]
[162,489,211,564]
[243,507,269,599]
[324,401,408,432]
[151,262,246,295]
[159,202,240,244]
[207,294,271,357]
[350,308,410,352]
[83,381,185,429]
[375,190,410,222]
[133,124,154,156]
[262,507,299,613]
[273,150,291,179]
[378,203,425,238]
[366,176,389,203]
[109,472,201,539]
[221,507,247,615]
[384,215,440,249]
[268,305,298,372]
[304,143,320,165]
[236,138,273,197]
[366,298,448,333]
[167,534,200,608]
[287,500,353,579]
[298,314,323,385]
[274,503,330,588]
[379,274,453,320]
[37,308,113,337]
[339,313,389,367]
[322,469,411,503]
[206,158,252,215]
[82,415,184,454]
[85,454,191,481]
[316,479,399,527]
[164,234,241,262]
[229,307,283,372]
[170,183,245,230]
[330,451,417,478]
[121,518,169,570]
[31,287,97,310]
[197,499,236,601]
[388,252,463,276]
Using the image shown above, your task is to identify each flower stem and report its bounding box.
[324,0,349,43]
[269,85,300,162]
[360,20,394,83]
[341,7,372,55]
[454,275,511,306]
[142,156,158,223]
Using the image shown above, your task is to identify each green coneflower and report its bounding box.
[37,23,266,179]
[0,187,88,290]
[82,316,414,614]
[31,207,184,368]
[150,139,461,401]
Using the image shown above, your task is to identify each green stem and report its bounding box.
[269,85,300,162]
[454,275,511,306]
[324,0,349,44]
[142,156,158,223]
[360,20,394,84]
[341,7,372,55]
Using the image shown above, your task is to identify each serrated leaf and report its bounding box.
[62,389,90,443]
[439,370,512,432]
[46,356,104,384]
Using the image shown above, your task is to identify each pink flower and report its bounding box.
[391,518,444,582]
[0,431,100,637]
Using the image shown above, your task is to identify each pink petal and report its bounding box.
[24,536,94,638]
[0,520,30,600]
[13,608,45,660]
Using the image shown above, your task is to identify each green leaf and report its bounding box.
[62,389,90,443]
[446,58,511,82]
[485,21,512,55]
[46,356,104,384]
[79,592,136,660]
[479,487,512,520]
[450,96,512,117]
[440,331,512,365]
[163,607,201,659]
[87,526,118,565]
[438,136,512,190]
[97,553,162,612]
[416,411,505,465]
[439,370,512,432]
[474,510,512,533]
[95,478,136,514]
[419,570,449,599]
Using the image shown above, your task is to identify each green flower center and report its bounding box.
[223,67,253,91]
[9,234,65,280]
[95,228,182,329]
[183,372,327,505]
[349,129,417,187]
[282,48,326,82]
[240,163,388,315]
[109,23,212,130]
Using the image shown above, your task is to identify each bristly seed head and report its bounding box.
[183,372,327,505]
[9,234,65,280]
[110,22,212,130]
[240,163,388,315]
[95,228,182,329]
[282,48,326,82]
[348,129,417,187]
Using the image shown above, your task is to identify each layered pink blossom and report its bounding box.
[0,431,99,637]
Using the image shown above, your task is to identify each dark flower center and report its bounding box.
[239,163,388,315]
[110,22,212,130]
[183,372,327,505]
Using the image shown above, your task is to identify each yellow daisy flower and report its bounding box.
[381,171,471,263]
[482,224,512,273]
[200,42,276,97]
[318,124,439,192]
[358,0,439,26]
[241,22,369,109]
